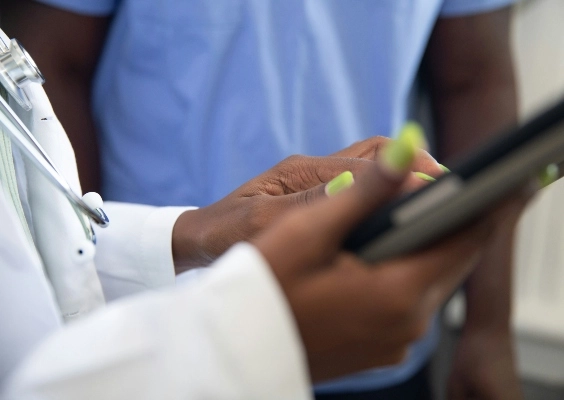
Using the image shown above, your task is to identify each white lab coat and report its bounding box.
[0,83,311,399]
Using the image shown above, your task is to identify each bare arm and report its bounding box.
[1,0,110,193]
[424,7,522,399]
[426,5,517,333]
[426,7,517,161]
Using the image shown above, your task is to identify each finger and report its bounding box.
[331,136,392,159]
[402,171,436,192]
[268,182,328,212]
[268,167,384,224]
[304,125,425,241]
[307,164,407,238]
[250,174,356,233]
[331,135,442,178]
[251,155,374,196]
[412,148,443,177]
[272,164,381,210]
[263,152,439,201]
[254,163,408,274]
[255,125,424,270]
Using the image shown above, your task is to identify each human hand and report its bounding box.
[172,131,441,270]
[172,155,375,270]
[332,129,444,191]
[253,133,510,382]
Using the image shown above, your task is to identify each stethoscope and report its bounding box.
[0,34,109,236]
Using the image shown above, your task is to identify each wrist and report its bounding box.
[172,208,215,273]
[463,257,513,335]
[459,324,514,355]
[462,308,512,337]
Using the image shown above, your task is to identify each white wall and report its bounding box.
[513,0,564,118]
[512,0,564,384]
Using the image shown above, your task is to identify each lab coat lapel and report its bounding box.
[11,83,105,322]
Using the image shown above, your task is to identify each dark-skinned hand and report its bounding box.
[172,136,442,270]
[252,153,531,383]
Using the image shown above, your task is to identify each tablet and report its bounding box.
[343,97,564,263]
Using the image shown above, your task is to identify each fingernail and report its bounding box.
[325,171,355,197]
[439,164,451,173]
[538,164,559,188]
[414,172,436,182]
[380,122,425,175]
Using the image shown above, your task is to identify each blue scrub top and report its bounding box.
[37,0,516,393]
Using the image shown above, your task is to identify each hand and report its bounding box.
[448,328,523,400]
[172,155,375,270]
[253,153,505,382]
[172,136,442,270]
[333,135,444,191]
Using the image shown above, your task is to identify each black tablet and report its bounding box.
[343,97,564,263]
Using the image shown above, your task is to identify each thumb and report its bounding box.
[275,181,329,208]
[273,170,356,209]
[254,124,425,273]
[309,123,425,241]
[303,161,408,247]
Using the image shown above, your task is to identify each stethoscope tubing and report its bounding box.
[0,94,109,227]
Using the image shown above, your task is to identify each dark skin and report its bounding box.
[252,155,531,383]
[426,10,518,161]
[172,137,442,271]
[1,0,108,193]
[424,9,522,400]
[2,2,521,398]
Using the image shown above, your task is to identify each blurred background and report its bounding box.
[0,0,562,398]
[436,1,564,399]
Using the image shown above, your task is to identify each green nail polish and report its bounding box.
[325,171,355,197]
[381,122,425,173]
[439,164,451,173]
[538,164,559,188]
[414,172,436,182]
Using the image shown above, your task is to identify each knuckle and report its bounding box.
[277,155,322,192]
[347,136,389,158]
[370,135,391,149]
[299,187,320,206]
[280,154,306,167]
